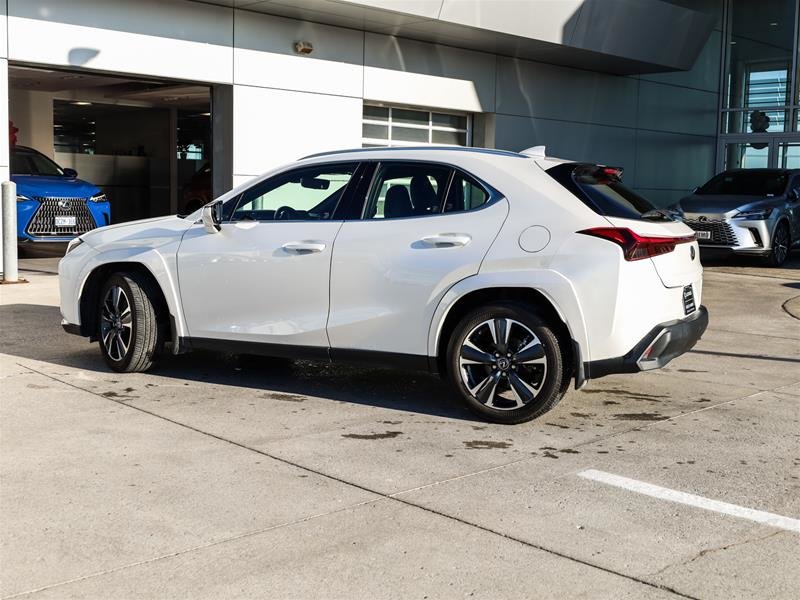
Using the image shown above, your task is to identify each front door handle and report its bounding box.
[419,233,472,248]
[282,241,326,254]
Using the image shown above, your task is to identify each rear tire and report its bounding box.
[98,272,162,372]
[765,221,790,267]
[446,303,565,424]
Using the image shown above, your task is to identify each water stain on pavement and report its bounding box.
[342,431,403,440]
[612,412,663,421]
[463,440,511,450]
[559,448,580,454]
[262,393,306,403]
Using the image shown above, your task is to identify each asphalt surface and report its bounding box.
[1,250,798,599]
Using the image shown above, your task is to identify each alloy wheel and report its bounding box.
[773,225,789,265]
[458,318,548,410]
[100,285,133,361]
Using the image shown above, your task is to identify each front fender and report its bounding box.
[68,245,187,343]
[427,269,590,364]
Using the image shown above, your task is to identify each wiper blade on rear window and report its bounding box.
[640,209,681,222]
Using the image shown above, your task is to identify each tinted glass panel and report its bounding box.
[696,170,789,196]
[363,105,389,122]
[11,149,64,176]
[432,130,467,145]
[444,171,490,213]
[393,127,429,143]
[546,163,657,220]
[366,163,451,219]
[392,109,428,126]
[432,113,468,129]
[232,163,357,221]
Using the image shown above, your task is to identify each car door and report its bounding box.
[327,161,509,358]
[177,162,360,350]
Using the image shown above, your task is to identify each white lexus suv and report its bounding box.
[59,146,708,424]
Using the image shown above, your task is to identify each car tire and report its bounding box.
[98,272,162,373]
[765,221,791,267]
[446,303,565,424]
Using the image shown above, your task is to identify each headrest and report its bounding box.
[411,174,439,213]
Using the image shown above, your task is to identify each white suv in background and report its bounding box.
[59,146,708,424]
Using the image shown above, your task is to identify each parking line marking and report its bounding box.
[578,469,800,533]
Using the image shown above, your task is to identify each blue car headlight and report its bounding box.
[732,208,774,220]
[89,193,107,203]
[17,194,33,202]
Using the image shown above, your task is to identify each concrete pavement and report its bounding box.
[1,252,798,599]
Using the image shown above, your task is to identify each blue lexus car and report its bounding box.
[12,146,110,244]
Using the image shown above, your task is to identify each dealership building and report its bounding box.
[0,0,797,224]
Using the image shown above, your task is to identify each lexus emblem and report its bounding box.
[58,199,72,210]
[698,215,708,222]
[690,246,696,261]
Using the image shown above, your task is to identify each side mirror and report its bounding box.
[201,202,222,234]
[63,168,78,178]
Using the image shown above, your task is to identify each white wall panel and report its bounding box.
[234,10,363,97]
[232,85,362,176]
[363,33,495,112]
[0,0,7,59]
[0,58,8,173]
[8,0,233,83]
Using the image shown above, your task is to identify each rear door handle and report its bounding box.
[419,234,472,248]
[282,241,326,254]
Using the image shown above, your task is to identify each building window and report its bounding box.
[362,104,470,147]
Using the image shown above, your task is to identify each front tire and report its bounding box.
[98,273,162,372]
[446,303,565,424]
[765,221,790,267]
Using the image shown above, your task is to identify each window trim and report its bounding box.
[356,159,503,222]
[225,161,362,223]
[362,104,472,147]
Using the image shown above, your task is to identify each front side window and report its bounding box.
[365,163,451,219]
[231,163,357,221]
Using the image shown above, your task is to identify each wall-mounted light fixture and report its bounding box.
[294,41,314,55]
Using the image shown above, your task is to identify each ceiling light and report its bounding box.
[53,124,62,128]
[72,101,92,106]
[199,112,211,116]
[770,22,778,26]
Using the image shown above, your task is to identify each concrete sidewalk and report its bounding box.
[1,255,798,599]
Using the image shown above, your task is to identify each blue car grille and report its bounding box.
[26,197,96,237]
[682,218,737,246]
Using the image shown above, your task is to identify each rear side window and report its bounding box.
[546,163,656,220]
[696,170,788,196]
[444,171,490,213]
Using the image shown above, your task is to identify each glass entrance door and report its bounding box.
[719,136,800,169]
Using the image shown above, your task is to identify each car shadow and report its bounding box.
[1,303,480,422]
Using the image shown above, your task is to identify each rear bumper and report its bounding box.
[584,305,708,379]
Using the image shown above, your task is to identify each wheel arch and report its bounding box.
[79,262,176,348]
[429,275,589,386]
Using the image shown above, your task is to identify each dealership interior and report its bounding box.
[9,66,213,225]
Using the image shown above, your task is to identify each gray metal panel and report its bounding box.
[496,57,638,128]
[493,114,637,172]
[634,130,716,190]
[636,80,718,137]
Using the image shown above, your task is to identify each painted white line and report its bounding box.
[578,469,800,534]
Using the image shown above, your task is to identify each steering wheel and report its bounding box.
[274,206,297,220]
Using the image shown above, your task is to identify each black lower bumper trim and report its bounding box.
[62,322,83,336]
[585,305,709,380]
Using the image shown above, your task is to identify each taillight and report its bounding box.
[578,227,695,261]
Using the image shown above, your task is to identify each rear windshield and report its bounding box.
[11,148,64,176]
[546,163,656,220]
[696,170,788,196]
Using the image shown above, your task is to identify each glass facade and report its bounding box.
[720,0,800,168]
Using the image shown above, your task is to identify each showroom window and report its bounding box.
[362,105,471,147]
